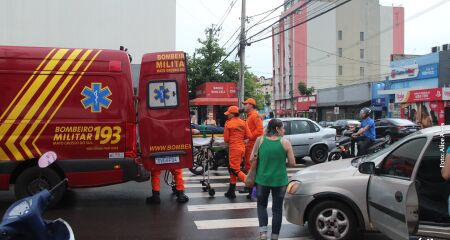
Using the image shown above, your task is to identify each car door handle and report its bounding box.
[395,191,403,202]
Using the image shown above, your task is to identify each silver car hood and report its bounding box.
[292,158,357,181]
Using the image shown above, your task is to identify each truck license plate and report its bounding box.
[155,156,180,165]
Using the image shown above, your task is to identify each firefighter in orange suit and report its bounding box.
[239,98,264,195]
[146,129,199,204]
[146,169,188,204]
[243,98,264,172]
[223,106,253,199]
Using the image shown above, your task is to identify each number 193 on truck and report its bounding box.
[0,46,193,204]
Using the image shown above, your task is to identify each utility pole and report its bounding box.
[238,0,246,108]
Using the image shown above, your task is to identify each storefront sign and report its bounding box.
[389,64,418,80]
[389,63,439,81]
[195,82,237,98]
[297,95,316,111]
[395,88,443,103]
[443,87,450,101]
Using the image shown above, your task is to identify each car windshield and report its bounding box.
[389,118,416,126]
[350,138,404,167]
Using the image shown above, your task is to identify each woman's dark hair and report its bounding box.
[266,118,283,137]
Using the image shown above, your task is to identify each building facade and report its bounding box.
[374,48,450,126]
[257,76,275,109]
[0,0,176,87]
[272,0,404,116]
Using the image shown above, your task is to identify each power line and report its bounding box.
[246,0,315,41]
[216,0,339,70]
[221,26,240,49]
[248,0,352,44]
[305,0,450,66]
[248,1,337,42]
[217,0,238,31]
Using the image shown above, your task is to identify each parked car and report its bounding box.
[331,119,361,135]
[264,118,336,164]
[375,118,421,144]
[284,126,450,240]
[319,121,334,128]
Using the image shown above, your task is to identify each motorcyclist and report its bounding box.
[223,106,253,199]
[146,129,199,204]
[351,107,376,156]
[240,98,264,195]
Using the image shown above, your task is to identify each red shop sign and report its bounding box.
[400,88,443,103]
[195,82,237,98]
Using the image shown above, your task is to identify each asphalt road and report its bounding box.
[0,160,391,240]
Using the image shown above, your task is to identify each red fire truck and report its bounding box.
[0,46,193,204]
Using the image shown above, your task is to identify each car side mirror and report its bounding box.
[358,162,376,175]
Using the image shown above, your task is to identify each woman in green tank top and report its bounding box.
[254,119,296,240]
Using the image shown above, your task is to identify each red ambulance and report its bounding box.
[0,46,193,203]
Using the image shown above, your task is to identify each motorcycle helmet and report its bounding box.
[360,107,371,118]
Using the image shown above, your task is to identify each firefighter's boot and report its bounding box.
[176,190,189,203]
[146,190,161,204]
[224,184,236,199]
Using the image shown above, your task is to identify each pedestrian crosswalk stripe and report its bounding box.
[279,238,314,240]
[182,167,304,174]
[184,182,245,188]
[186,191,248,198]
[183,173,296,181]
[194,217,292,230]
[188,202,272,212]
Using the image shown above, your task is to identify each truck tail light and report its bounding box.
[125,123,137,158]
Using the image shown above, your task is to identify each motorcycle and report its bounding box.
[0,152,74,240]
[328,127,389,161]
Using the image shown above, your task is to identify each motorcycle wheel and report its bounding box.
[328,152,342,161]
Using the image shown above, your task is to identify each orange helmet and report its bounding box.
[224,106,239,115]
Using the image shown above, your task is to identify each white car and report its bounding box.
[263,118,336,163]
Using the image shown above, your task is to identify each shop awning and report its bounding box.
[190,97,238,106]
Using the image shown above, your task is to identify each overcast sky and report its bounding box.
[176,0,450,77]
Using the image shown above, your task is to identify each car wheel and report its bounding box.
[310,145,328,164]
[308,200,358,240]
[14,167,66,208]
[384,133,392,145]
[328,152,342,161]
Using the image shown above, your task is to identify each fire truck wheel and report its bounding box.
[14,167,66,208]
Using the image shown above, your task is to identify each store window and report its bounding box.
[360,49,364,59]
[338,48,343,57]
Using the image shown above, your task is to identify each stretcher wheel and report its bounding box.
[208,188,215,197]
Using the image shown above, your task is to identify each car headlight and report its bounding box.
[287,180,301,194]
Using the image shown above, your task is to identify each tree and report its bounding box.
[298,81,315,96]
[244,71,265,110]
[187,27,233,99]
[187,26,264,103]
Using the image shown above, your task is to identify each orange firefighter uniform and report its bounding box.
[243,99,264,172]
[150,169,184,192]
[224,106,253,184]
[147,130,196,204]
